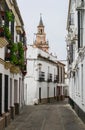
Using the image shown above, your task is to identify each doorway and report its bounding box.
[0,74,2,115]
[39,88,41,103]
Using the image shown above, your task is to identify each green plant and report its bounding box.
[10,43,18,64]
[10,42,24,68]
[4,26,12,41]
[10,54,18,64]
[6,11,14,22]
[11,43,18,52]
[17,42,24,68]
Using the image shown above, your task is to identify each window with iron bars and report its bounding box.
[47,73,52,82]
[54,75,58,83]
[39,71,45,82]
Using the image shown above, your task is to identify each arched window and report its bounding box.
[40,29,42,33]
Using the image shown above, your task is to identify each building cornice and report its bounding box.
[57,61,65,66]
[38,54,58,65]
[13,0,24,25]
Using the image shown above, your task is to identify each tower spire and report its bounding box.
[39,13,44,26]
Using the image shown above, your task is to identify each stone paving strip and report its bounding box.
[5,103,85,130]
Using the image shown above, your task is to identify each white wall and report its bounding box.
[0,48,5,60]
[67,0,85,113]
[25,46,61,105]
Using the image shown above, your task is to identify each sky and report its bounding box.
[17,0,69,61]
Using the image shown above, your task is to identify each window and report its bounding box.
[78,10,84,49]
[39,71,45,82]
[54,75,58,83]
[40,29,42,33]
[47,73,52,82]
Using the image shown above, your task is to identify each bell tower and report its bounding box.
[34,15,49,52]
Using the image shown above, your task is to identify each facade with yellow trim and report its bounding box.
[0,0,27,129]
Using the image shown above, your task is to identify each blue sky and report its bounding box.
[17,0,68,60]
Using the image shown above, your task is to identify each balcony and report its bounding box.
[38,72,45,82]
[47,73,52,82]
[54,75,58,83]
[39,77,45,82]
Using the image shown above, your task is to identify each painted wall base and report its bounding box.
[14,103,20,115]
[38,96,65,104]
[0,116,5,130]
[10,106,15,120]
[69,97,85,123]
[57,95,65,101]
[5,112,11,127]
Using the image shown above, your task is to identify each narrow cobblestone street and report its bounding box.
[5,100,85,130]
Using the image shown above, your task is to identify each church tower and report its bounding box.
[33,15,49,52]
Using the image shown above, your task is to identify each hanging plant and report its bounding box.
[17,42,24,68]
[11,43,18,52]
[10,54,18,65]
[9,42,25,68]
[10,43,18,65]
[6,10,14,22]
[4,26,12,41]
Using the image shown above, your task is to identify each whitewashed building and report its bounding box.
[0,0,27,129]
[66,0,85,122]
[25,16,65,105]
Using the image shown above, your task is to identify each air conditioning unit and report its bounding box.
[76,0,84,9]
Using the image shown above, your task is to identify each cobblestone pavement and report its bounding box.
[5,100,85,130]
